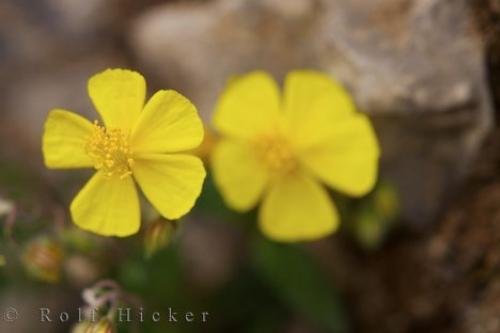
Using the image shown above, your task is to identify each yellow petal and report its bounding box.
[211,140,269,211]
[70,172,140,237]
[88,69,146,129]
[299,114,379,197]
[131,90,203,154]
[213,71,281,140]
[283,70,356,148]
[42,109,94,169]
[259,173,338,242]
[132,154,205,220]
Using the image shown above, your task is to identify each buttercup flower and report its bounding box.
[211,71,379,242]
[43,69,205,237]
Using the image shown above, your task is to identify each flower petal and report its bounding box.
[283,70,356,148]
[70,172,140,237]
[131,90,203,154]
[213,71,281,140]
[88,69,146,129]
[299,114,379,197]
[42,109,94,169]
[132,154,205,220]
[211,140,269,211]
[259,173,338,242]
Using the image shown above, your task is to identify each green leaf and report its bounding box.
[251,235,349,333]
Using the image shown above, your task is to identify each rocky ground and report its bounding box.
[315,2,500,332]
[311,127,500,332]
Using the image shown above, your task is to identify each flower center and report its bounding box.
[85,121,134,178]
[252,133,297,174]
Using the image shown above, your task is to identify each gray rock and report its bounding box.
[130,0,493,225]
[0,0,126,167]
[0,0,115,73]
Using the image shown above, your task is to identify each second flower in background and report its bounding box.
[211,70,380,242]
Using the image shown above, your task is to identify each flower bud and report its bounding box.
[352,182,400,250]
[89,318,115,333]
[0,197,14,217]
[72,318,115,333]
[353,208,383,250]
[71,321,92,333]
[23,237,63,283]
[373,181,399,222]
[191,126,218,163]
[144,219,176,258]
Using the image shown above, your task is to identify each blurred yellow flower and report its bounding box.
[211,71,379,242]
[43,69,205,237]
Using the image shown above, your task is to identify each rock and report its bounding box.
[130,0,493,225]
[45,0,113,43]
[0,0,115,72]
[315,0,493,224]
[0,0,125,166]
[309,132,500,331]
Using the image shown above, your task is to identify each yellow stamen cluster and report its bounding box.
[253,133,297,174]
[85,121,134,178]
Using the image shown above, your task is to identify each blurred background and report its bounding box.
[1,0,500,332]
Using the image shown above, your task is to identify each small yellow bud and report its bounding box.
[144,219,176,258]
[353,208,384,250]
[373,182,399,221]
[352,182,400,249]
[90,318,115,333]
[72,318,115,333]
[71,321,92,333]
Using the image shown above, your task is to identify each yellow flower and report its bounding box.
[43,69,206,237]
[211,71,380,242]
